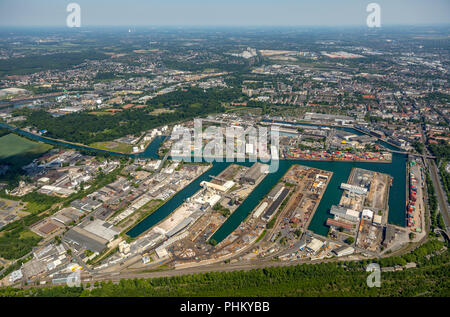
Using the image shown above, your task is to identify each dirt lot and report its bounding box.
[367,173,389,210]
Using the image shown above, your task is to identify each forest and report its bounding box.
[0,239,447,297]
[0,51,108,77]
[0,192,61,260]
[19,88,242,145]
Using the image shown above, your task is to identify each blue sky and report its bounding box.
[0,0,449,26]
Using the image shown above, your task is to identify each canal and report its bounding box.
[126,151,406,241]
[0,122,407,243]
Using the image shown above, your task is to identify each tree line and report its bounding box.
[0,240,447,297]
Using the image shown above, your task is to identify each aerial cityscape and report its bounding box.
[0,0,448,303]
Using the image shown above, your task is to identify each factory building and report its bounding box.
[64,220,119,253]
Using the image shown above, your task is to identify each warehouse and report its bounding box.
[332,245,355,257]
[326,218,353,231]
[340,183,368,195]
[330,205,360,222]
[83,219,120,242]
[306,238,324,254]
[262,188,290,221]
[200,180,234,193]
[253,202,268,218]
[267,183,284,200]
[64,226,109,253]
[240,162,268,184]
[165,217,194,238]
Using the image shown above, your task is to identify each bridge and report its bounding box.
[435,229,450,242]
[156,150,171,172]
[385,148,436,159]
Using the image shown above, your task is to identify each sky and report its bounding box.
[0,0,449,27]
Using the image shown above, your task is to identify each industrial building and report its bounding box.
[303,112,355,125]
[253,202,268,218]
[340,183,368,195]
[262,188,290,221]
[383,225,396,247]
[330,205,360,222]
[332,245,355,257]
[267,183,284,200]
[200,180,235,193]
[326,218,354,231]
[373,214,382,225]
[306,238,324,254]
[64,226,109,253]
[165,217,194,238]
[83,219,120,242]
[52,272,80,285]
[362,209,374,221]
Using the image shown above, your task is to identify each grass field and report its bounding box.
[0,133,52,160]
[0,133,52,184]
[90,141,133,154]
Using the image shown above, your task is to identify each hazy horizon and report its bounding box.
[1,0,449,27]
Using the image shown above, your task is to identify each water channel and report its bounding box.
[0,122,407,243]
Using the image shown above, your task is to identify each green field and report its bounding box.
[90,141,133,154]
[0,133,52,184]
[0,133,52,160]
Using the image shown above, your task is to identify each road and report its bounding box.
[157,148,171,172]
